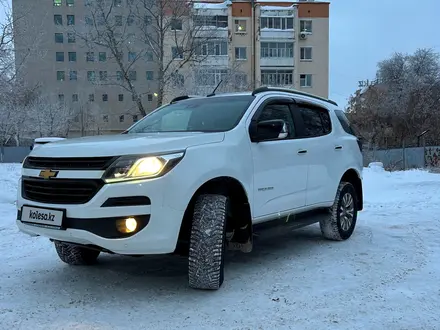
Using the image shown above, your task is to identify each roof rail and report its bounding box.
[170,95,196,104]
[252,86,338,106]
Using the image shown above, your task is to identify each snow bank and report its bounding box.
[0,163,21,205]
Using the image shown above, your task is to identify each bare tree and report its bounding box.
[347,48,440,149]
[77,0,229,115]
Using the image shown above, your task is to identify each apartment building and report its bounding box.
[12,0,329,136]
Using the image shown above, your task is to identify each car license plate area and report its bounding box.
[20,205,65,229]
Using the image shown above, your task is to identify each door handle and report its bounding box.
[297,149,307,154]
[335,146,343,150]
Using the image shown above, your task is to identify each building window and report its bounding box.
[144,15,151,25]
[128,52,136,62]
[194,15,227,28]
[115,15,122,26]
[67,32,76,43]
[172,47,183,59]
[235,19,246,33]
[300,20,312,33]
[87,71,96,81]
[58,94,65,102]
[195,68,227,87]
[72,94,78,102]
[99,52,107,62]
[86,52,95,62]
[55,33,63,43]
[89,94,95,102]
[69,70,77,80]
[300,74,312,87]
[261,69,293,86]
[127,14,134,26]
[114,0,122,6]
[85,16,93,25]
[118,94,124,101]
[54,15,63,25]
[196,40,227,56]
[260,42,293,58]
[133,115,138,122]
[56,52,64,62]
[128,71,137,80]
[102,94,108,101]
[170,18,182,30]
[99,71,108,81]
[68,52,76,62]
[235,47,247,60]
[146,71,154,80]
[145,51,153,61]
[67,15,75,26]
[116,71,123,81]
[260,17,293,30]
[57,71,65,81]
[53,0,62,6]
[103,115,108,122]
[147,94,153,101]
[300,47,312,61]
[119,115,124,122]
[67,0,74,6]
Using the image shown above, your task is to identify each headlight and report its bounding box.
[103,152,184,183]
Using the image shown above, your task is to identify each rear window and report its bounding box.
[334,110,355,135]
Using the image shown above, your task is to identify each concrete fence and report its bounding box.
[0,146,32,163]
[3,145,440,171]
[363,146,440,170]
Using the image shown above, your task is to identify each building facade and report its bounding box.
[12,0,329,136]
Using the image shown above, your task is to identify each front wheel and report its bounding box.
[188,194,228,290]
[320,182,358,241]
[54,241,100,265]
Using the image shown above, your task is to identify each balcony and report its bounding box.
[194,26,228,39]
[260,57,294,67]
[260,28,295,41]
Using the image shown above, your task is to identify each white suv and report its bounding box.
[16,87,363,290]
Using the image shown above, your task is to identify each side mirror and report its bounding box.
[250,119,289,142]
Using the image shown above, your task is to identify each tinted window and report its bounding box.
[258,103,295,138]
[127,96,255,133]
[298,106,330,137]
[334,110,355,135]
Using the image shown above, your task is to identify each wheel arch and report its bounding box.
[175,176,252,254]
[340,169,363,211]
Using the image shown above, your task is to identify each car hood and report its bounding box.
[29,132,225,157]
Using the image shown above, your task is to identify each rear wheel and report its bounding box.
[320,182,358,241]
[54,241,100,265]
[188,194,228,290]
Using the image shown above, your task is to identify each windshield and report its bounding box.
[127,95,255,133]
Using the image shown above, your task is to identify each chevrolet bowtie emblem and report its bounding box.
[39,169,59,179]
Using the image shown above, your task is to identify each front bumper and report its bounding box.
[16,177,185,255]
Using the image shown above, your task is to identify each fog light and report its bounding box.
[116,217,138,234]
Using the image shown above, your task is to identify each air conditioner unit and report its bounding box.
[299,32,307,40]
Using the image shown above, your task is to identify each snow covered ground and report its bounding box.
[1,163,439,330]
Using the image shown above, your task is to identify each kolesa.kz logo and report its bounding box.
[29,210,55,222]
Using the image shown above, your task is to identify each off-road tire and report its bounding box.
[320,181,358,241]
[188,194,228,290]
[54,241,100,265]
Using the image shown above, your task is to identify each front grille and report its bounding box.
[22,177,104,204]
[23,156,116,170]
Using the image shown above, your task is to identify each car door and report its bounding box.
[249,97,309,220]
[294,102,338,206]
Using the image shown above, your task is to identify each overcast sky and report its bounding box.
[1,0,440,108]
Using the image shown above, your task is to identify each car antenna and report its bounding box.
[207,80,222,97]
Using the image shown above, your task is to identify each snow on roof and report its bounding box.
[193,0,231,9]
[261,5,295,10]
